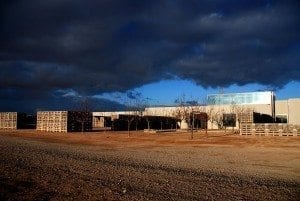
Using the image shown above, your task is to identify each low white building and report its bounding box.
[92,91,300,130]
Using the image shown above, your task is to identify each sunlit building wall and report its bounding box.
[93,91,300,130]
[206,91,276,129]
[275,99,300,125]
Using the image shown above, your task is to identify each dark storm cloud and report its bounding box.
[127,91,142,100]
[0,0,300,112]
[0,87,126,114]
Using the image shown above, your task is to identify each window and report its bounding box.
[223,113,236,127]
[276,115,287,123]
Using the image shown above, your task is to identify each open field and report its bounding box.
[0,130,299,200]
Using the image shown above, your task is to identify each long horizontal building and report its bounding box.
[93,91,300,131]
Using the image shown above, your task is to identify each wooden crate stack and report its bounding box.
[253,124,266,136]
[36,111,92,132]
[240,112,300,136]
[37,111,68,132]
[0,112,17,129]
[240,110,254,135]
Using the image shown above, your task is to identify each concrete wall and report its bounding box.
[288,99,300,125]
[276,99,300,125]
[144,107,177,117]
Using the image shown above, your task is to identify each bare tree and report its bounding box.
[173,95,205,139]
[125,91,145,137]
[190,103,206,138]
[76,98,93,134]
[230,102,250,134]
[206,106,216,129]
[214,109,225,130]
[134,97,146,131]
[123,102,136,137]
[206,106,224,130]
[173,94,191,130]
[206,96,219,130]
[126,114,135,137]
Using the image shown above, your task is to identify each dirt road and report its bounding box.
[0,130,299,200]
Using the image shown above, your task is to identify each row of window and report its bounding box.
[207,92,273,105]
[222,113,288,127]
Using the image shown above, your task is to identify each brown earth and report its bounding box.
[0,129,299,200]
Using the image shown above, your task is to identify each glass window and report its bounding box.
[223,113,236,127]
[276,115,287,123]
[207,91,273,105]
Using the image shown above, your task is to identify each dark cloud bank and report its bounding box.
[1,0,300,113]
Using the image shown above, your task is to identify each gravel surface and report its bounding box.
[0,133,299,201]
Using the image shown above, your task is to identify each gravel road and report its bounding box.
[0,134,299,201]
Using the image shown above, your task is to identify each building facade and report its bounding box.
[92,91,300,131]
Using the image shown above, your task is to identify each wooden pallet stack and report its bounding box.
[37,111,68,132]
[240,110,254,135]
[36,111,92,132]
[0,112,17,129]
[240,110,300,136]
[262,123,298,136]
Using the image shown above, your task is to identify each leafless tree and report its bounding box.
[173,94,191,130]
[230,102,251,134]
[123,102,136,137]
[206,106,224,130]
[125,91,145,137]
[76,98,93,134]
[215,109,225,129]
[174,94,205,139]
[191,102,207,137]
[126,114,135,137]
[206,106,215,129]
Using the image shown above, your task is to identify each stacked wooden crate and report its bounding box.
[253,124,266,136]
[0,112,17,129]
[37,111,92,132]
[258,123,299,136]
[37,111,68,132]
[240,111,300,136]
[240,110,254,124]
[240,110,254,135]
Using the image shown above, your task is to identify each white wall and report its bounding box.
[276,99,300,125]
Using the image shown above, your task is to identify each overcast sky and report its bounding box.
[1,0,300,113]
